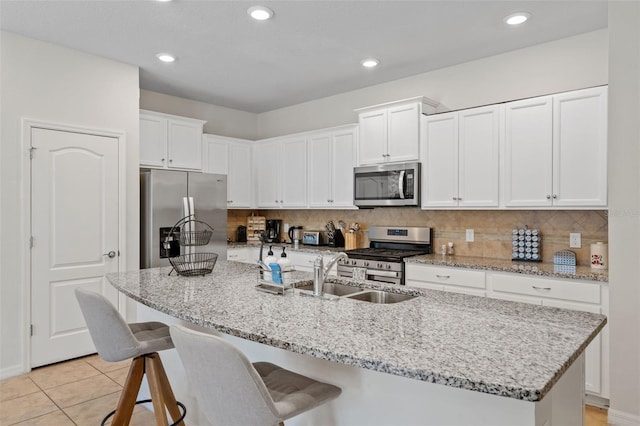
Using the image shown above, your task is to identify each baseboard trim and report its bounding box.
[0,364,29,381]
[609,408,640,425]
[585,394,610,409]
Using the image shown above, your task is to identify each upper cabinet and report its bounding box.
[307,125,358,208]
[255,137,308,208]
[504,86,608,208]
[203,135,253,209]
[355,97,438,166]
[140,110,206,170]
[421,105,500,208]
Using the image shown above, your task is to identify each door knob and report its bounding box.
[104,251,116,258]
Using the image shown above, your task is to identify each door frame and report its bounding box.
[21,118,128,372]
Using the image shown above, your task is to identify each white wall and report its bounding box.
[607,2,640,424]
[140,89,258,140]
[257,29,608,138]
[0,31,140,377]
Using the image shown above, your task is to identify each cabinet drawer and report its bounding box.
[489,273,600,304]
[405,264,485,289]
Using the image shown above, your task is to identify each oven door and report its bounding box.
[354,162,420,207]
[337,264,402,285]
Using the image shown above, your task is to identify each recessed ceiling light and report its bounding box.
[248,6,274,21]
[504,12,531,25]
[361,58,380,68]
[156,53,176,63]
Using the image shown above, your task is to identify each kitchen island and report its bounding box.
[107,260,606,425]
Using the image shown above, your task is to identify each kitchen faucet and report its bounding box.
[313,252,348,297]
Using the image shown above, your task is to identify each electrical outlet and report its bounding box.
[466,229,475,242]
[569,233,581,248]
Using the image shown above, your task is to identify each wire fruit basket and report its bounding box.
[164,216,217,276]
[169,253,218,277]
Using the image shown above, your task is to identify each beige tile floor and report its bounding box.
[0,354,611,426]
[0,354,155,426]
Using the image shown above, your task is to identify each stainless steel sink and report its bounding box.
[343,290,417,304]
[296,282,364,296]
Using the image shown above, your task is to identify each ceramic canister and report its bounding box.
[590,242,608,270]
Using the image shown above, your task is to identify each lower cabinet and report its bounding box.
[227,247,338,276]
[405,263,609,399]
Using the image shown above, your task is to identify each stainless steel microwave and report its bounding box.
[354,162,420,207]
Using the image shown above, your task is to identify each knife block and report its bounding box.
[328,229,345,248]
[345,232,358,250]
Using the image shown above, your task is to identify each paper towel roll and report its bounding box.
[590,242,608,270]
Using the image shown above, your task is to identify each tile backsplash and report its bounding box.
[228,208,608,266]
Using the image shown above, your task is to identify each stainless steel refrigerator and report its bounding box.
[140,169,227,269]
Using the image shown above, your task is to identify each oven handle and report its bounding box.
[366,269,400,278]
[399,170,406,199]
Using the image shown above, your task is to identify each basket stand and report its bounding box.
[163,216,217,276]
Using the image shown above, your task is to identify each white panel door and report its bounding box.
[358,110,388,165]
[280,137,307,207]
[228,142,253,208]
[552,87,608,207]
[31,128,119,367]
[421,112,459,208]
[503,96,553,207]
[387,103,420,162]
[458,105,500,207]
[308,133,332,207]
[331,128,356,207]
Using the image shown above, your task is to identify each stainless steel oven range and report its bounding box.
[337,226,432,285]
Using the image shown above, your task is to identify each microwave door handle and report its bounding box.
[399,170,406,199]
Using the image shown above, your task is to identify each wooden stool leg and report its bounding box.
[111,356,145,426]
[146,354,170,426]
[153,353,185,426]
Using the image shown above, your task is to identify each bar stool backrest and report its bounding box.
[170,325,281,426]
[75,289,140,362]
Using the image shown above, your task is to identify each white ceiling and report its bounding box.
[0,0,607,113]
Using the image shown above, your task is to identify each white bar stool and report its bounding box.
[75,289,186,426]
[170,325,342,426]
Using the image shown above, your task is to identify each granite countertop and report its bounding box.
[107,261,606,402]
[405,254,609,282]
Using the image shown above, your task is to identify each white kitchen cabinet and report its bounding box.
[140,110,206,170]
[227,247,250,263]
[356,97,438,165]
[203,134,253,208]
[308,125,357,208]
[421,105,500,208]
[405,263,487,297]
[503,86,607,207]
[255,137,307,208]
[487,272,609,398]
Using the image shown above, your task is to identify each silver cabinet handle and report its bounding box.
[436,274,450,279]
[546,195,551,200]
[169,159,173,163]
[532,286,551,291]
[161,158,165,162]
[280,200,283,203]
[103,251,116,258]
[552,194,557,199]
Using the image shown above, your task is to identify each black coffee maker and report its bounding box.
[265,219,282,243]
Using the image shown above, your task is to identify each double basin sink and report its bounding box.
[296,281,416,304]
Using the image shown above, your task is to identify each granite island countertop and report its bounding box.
[405,253,609,282]
[107,261,606,402]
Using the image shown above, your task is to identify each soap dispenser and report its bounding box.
[277,247,292,271]
[263,246,277,281]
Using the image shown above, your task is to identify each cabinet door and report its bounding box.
[331,128,356,207]
[552,87,608,207]
[202,136,229,175]
[308,133,333,207]
[228,142,252,208]
[280,137,307,207]
[140,113,167,168]
[421,113,459,208]
[504,96,553,207]
[255,141,280,208]
[358,110,388,165]
[458,106,500,207]
[387,103,420,162]
[167,119,202,170]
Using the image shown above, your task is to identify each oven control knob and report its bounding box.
[377,263,382,268]
[386,264,391,269]
[364,261,369,267]
[351,260,357,266]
